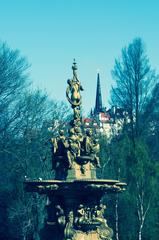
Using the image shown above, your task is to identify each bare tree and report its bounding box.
[0,41,71,239]
[111,38,158,140]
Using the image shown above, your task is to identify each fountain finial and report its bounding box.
[72,59,78,71]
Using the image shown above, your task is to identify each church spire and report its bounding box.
[94,73,103,114]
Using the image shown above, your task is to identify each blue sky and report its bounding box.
[0,0,159,114]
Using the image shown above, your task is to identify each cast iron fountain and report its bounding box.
[25,61,126,240]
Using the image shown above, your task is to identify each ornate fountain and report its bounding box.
[25,61,126,240]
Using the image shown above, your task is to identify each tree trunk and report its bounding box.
[139,225,143,240]
[115,194,119,240]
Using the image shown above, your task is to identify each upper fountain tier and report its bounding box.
[51,61,101,180]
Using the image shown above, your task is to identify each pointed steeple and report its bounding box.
[94,73,103,114]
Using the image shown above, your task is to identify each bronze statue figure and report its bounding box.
[66,60,84,109]
[66,128,80,168]
[51,130,69,170]
[90,139,101,168]
[55,205,66,227]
